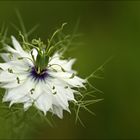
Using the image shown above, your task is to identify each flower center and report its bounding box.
[30,67,48,81]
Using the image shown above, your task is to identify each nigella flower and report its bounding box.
[0,34,85,118]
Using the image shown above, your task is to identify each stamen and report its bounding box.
[8,68,13,73]
[48,64,66,72]
[64,86,68,89]
[69,73,75,79]
[30,67,48,82]
[53,91,57,95]
[52,86,55,90]
[16,77,20,84]
[30,88,35,94]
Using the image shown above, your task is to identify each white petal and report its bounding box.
[3,79,34,103]
[0,71,27,83]
[11,36,23,53]
[63,59,76,71]
[49,52,76,72]
[53,85,69,108]
[6,45,18,54]
[31,48,38,61]
[0,71,18,82]
[52,105,63,119]
[0,60,30,72]
[5,38,33,66]
[48,71,85,87]
[34,92,52,115]
[24,101,32,111]
[65,76,85,87]
[29,82,42,100]
[1,78,25,89]
[0,53,11,62]
[65,87,75,101]
[9,96,29,107]
[41,79,68,111]
[0,63,10,70]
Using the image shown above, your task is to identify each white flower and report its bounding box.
[0,36,85,118]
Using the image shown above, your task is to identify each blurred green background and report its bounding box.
[0,1,140,139]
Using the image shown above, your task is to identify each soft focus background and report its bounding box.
[0,1,140,139]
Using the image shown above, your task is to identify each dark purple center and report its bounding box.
[30,67,48,82]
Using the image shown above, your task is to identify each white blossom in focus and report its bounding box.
[0,36,85,118]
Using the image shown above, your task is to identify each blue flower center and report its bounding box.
[30,67,48,81]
